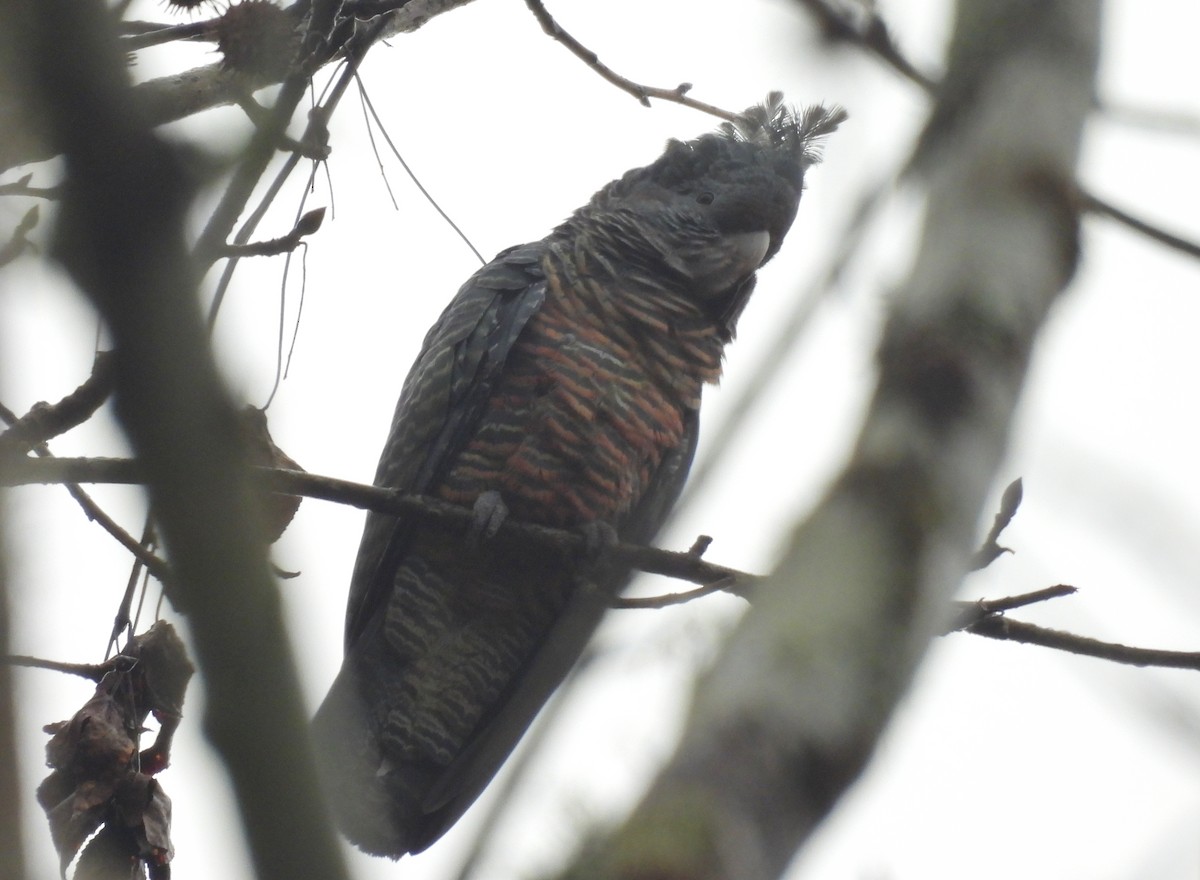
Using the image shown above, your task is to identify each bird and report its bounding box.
[311,93,846,858]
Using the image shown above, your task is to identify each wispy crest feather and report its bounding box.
[719,91,849,167]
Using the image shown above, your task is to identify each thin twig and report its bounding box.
[1098,99,1200,139]
[947,584,1076,632]
[793,0,938,92]
[120,19,215,51]
[790,0,1200,266]
[1,652,135,681]
[0,1,475,172]
[967,615,1200,671]
[192,2,362,276]
[0,205,40,268]
[1080,188,1200,260]
[215,208,326,258]
[614,576,738,609]
[0,352,115,453]
[109,520,160,658]
[523,0,738,122]
[355,74,485,263]
[356,77,400,211]
[0,402,170,582]
[193,86,311,273]
[204,18,385,326]
[0,176,61,199]
[235,94,333,161]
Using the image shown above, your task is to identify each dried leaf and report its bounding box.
[240,405,304,542]
[75,824,144,880]
[38,623,191,876]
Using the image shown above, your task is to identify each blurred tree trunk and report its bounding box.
[0,505,23,880]
[3,3,352,879]
[0,4,29,875]
[557,2,1102,878]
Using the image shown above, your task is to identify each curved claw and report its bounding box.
[469,490,509,548]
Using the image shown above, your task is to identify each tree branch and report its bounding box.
[1,652,137,681]
[793,0,939,91]
[16,456,1196,683]
[613,576,737,610]
[0,0,481,172]
[0,175,62,199]
[1079,188,1200,260]
[0,353,115,454]
[523,0,738,122]
[948,584,1077,631]
[792,0,1200,267]
[119,18,214,52]
[202,16,385,324]
[214,207,326,258]
[967,615,1200,670]
[0,397,171,583]
[0,457,759,594]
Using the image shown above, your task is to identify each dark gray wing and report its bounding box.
[343,243,547,648]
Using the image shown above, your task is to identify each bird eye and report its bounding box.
[696,191,715,205]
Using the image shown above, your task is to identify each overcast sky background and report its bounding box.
[4,1,1200,878]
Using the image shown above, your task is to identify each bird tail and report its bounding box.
[312,663,415,858]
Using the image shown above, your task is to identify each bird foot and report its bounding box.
[578,520,619,562]
[469,490,509,548]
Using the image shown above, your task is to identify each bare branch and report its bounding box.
[1,652,136,681]
[948,584,1077,632]
[793,0,938,91]
[190,75,314,270]
[967,615,1200,671]
[790,0,1200,266]
[203,18,385,324]
[234,94,333,160]
[1080,188,1200,260]
[119,19,214,52]
[355,75,485,263]
[215,207,326,258]
[0,174,62,199]
[523,0,738,122]
[613,576,739,610]
[0,396,171,583]
[0,0,482,172]
[1098,98,1200,139]
[11,452,1200,684]
[0,353,115,454]
[1,457,759,594]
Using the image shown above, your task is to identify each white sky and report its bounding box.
[3,1,1200,878]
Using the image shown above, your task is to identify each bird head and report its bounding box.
[566,94,847,314]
